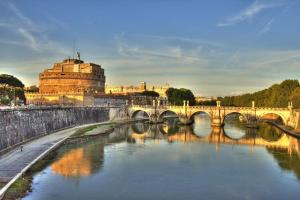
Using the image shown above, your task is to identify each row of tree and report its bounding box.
[220,80,300,108]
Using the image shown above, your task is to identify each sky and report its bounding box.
[0,0,300,96]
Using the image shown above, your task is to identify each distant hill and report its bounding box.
[221,80,300,108]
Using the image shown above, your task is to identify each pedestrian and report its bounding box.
[20,145,23,152]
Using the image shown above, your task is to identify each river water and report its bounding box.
[22,114,300,200]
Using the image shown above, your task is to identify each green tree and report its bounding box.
[140,90,159,97]
[0,74,24,88]
[289,87,300,109]
[0,74,26,105]
[166,88,195,106]
[222,80,299,108]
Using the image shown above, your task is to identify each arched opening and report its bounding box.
[223,112,247,139]
[131,110,150,120]
[259,113,285,125]
[190,112,212,137]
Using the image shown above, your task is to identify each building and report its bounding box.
[105,82,170,98]
[195,96,216,103]
[25,57,106,105]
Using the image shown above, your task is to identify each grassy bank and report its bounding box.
[70,123,116,138]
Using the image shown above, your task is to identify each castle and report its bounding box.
[25,57,106,105]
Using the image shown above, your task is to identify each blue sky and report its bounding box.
[0,0,300,96]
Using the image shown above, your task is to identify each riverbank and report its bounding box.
[0,119,137,200]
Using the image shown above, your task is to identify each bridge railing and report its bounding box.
[129,105,291,111]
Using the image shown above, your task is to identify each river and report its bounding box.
[22,114,300,200]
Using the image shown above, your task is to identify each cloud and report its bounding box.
[0,1,70,54]
[17,28,39,50]
[251,50,300,67]
[114,34,207,65]
[4,2,41,51]
[258,18,275,35]
[217,0,284,27]
[257,1,295,36]
[0,22,14,28]
[7,1,34,28]
[137,34,224,48]
[106,33,300,96]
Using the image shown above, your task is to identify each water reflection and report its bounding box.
[258,122,283,141]
[51,148,96,177]
[192,113,212,137]
[52,118,300,180]
[50,127,129,178]
[23,115,300,200]
[224,114,247,139]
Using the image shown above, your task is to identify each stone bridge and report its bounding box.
[128,102,299,128]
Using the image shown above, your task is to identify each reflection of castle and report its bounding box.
[50,127,130,178]
[51,141,105,178]
[105,82,169,97]
[51,148,93,177]
[25,57,106,105]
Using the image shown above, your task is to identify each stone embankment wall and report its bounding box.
[0,107,109,152]
[109,106,130,121]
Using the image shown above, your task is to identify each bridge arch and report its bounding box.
[258,112,287,125]
[222,112,250,140]
[223,112,249,124]
[131,110,150,119]
[189,111,212,122]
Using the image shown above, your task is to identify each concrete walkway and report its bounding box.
[0,122,105,188]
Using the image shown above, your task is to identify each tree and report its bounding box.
[166,88,196,106]
[140,90,159,97]
[0,74,26,105]
[0,74,24,88]
[289,87,300,109]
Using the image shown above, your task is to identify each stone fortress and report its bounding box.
[26,55,106,105]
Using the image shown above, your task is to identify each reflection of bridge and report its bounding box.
[129,104,299,128]
[129,123,300,154]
